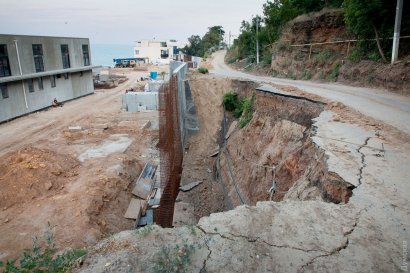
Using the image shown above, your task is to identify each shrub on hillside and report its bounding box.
[0,225,86,273]
[197,67,209,74]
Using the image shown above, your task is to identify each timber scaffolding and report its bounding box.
[155,61,193,227]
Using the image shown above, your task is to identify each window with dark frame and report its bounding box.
[27,79,34,92]
[32,44,45,72]
[61,44,70,69]
[50,75,56,88]
[0,83,8,99]
[64,73,69,80]
[38,77,44,90]
[82,44,90,66]
[0,44,11,77]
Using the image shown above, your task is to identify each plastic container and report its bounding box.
[150,71,158,80]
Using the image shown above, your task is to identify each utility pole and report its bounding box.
[229,31,231,49]
[392,0,403,64]
[256,17,260,64]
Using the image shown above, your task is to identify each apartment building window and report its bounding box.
[38,77,44,90]
[32,44,44,72]
[0,45,11,77]
[50,75,56,88]
[64,73,69,80]
[27,79,34,92]
[61,44,70,69]
[160,42,167,47]
[82,44,90,66]
[161,49,169,59]
[135,49,140,55]
[0,83,8,99]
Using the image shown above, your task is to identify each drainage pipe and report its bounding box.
[14,39,28,109]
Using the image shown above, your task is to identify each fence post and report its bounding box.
[346,42,351,57]
[308,45,313,61]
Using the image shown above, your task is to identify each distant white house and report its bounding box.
[133,39,181,64]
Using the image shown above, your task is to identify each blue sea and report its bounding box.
[90,44,134,67]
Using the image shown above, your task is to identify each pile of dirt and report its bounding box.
[0,147,79,208]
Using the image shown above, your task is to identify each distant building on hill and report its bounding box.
[0,34,99,122]
[133,39,181,64]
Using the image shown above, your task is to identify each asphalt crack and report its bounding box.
[297,213,360,272]
[357,137,371,186]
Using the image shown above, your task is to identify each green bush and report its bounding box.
[302,69,312,80]
[328,62,341,81]
[1,226,86,273]
[315,48,336,64]
[197,67,209,74]
[223,91,239,112]
[223,91,256,128]
[347,48,363,63]
[238,94,256,128]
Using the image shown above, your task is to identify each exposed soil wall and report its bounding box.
[218,81,354,207]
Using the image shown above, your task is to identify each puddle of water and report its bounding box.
[78,134,133,162]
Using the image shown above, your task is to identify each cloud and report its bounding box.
[0,0,266,44]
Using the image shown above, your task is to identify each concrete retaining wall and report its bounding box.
[123,92,159,112]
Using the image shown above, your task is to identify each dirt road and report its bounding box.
[211,50,410,135]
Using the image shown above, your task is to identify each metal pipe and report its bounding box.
[13,39,28,109]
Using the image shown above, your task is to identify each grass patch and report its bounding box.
[0,225,86,273]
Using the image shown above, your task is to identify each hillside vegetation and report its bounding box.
[227,0,410,65]
[226,0,410,93]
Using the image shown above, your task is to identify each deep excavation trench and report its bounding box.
[180,77,355,222]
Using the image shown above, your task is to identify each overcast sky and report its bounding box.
[0,0,266,45]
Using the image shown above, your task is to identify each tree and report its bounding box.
[202,26,225,52]
[183,35,203,56]
[344,0,394,62]
[344,0,410,62]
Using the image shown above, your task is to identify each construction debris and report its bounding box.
[179,181,203,192]
[68,126,82,131]
[124,198,145,220]
[131,163,156,199]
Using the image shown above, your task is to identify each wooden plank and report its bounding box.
[124,198,143,220]
[132,177,153,199]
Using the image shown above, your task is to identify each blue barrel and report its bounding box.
[150,71,158,80]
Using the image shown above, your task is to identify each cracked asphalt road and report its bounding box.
[211,50,410,135]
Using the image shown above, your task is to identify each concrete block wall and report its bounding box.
[123,92,159,112]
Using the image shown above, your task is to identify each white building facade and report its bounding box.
[133,39,180,64]
[0,34,99,122]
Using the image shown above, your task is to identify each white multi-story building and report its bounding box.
[133,39,180,64]
[0,34,99,122]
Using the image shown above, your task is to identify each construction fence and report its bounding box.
[155,61,188,227]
